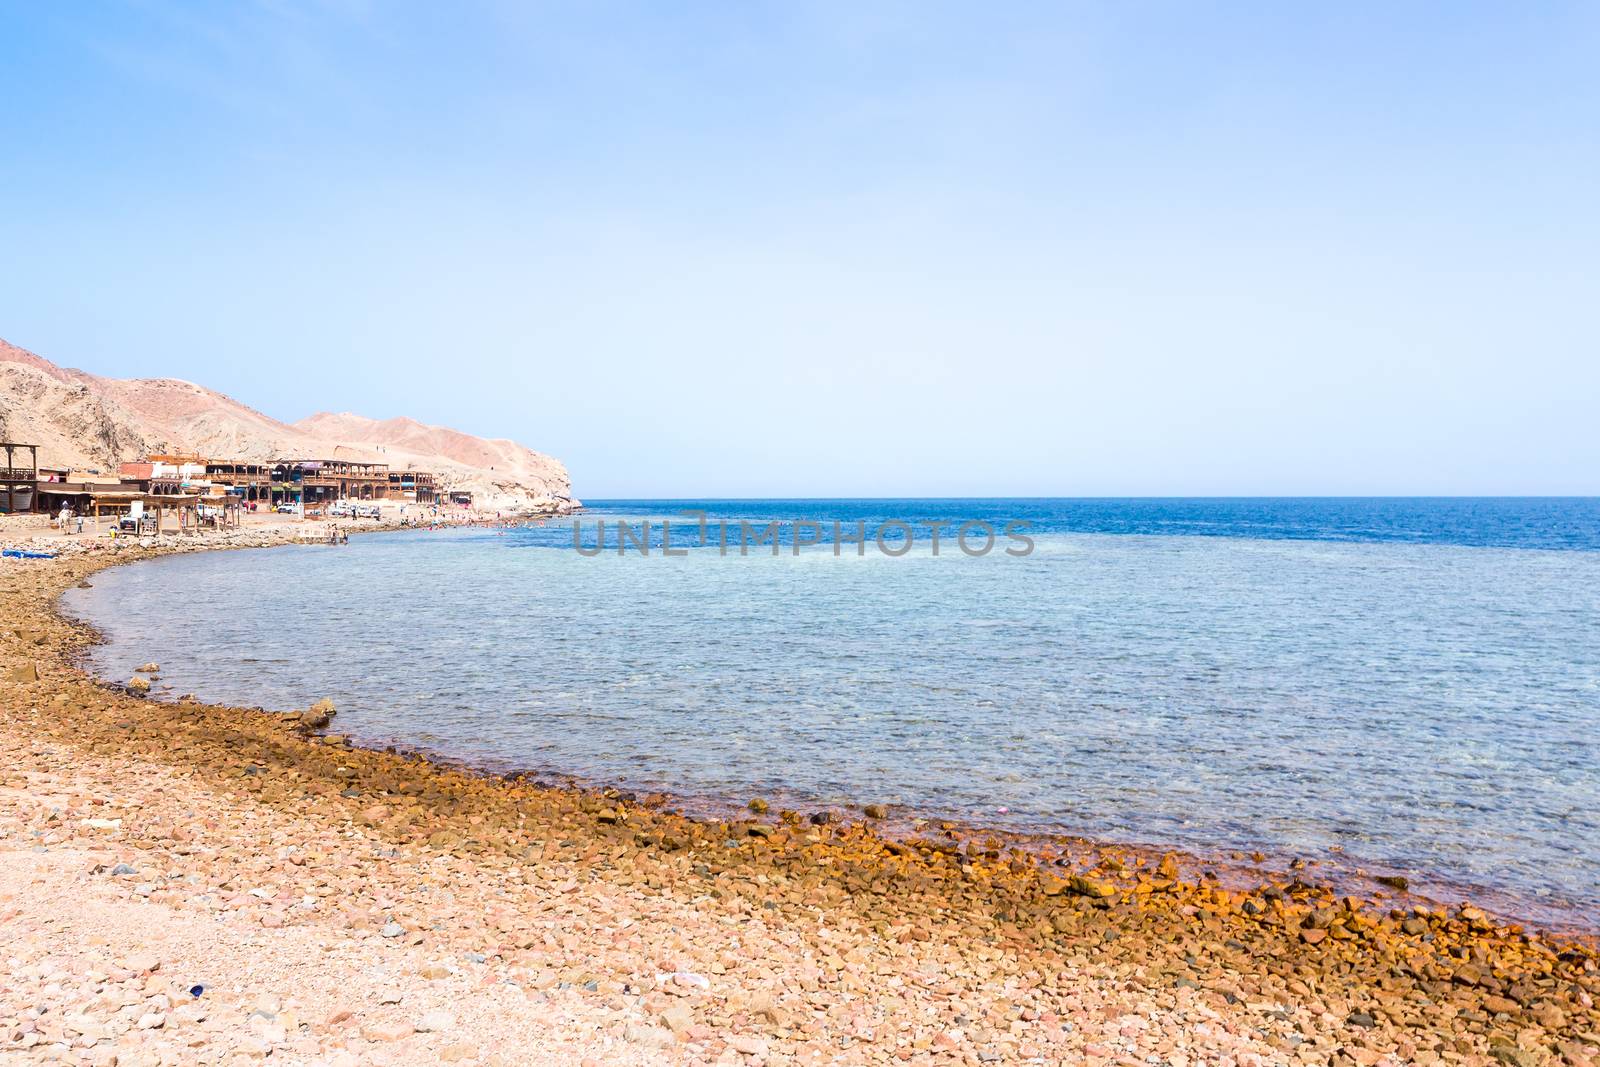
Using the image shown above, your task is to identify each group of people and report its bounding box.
[53,503,85,535]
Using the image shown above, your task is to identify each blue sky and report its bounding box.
[2,2,1596,496]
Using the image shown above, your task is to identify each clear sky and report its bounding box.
[2,2,1596,497]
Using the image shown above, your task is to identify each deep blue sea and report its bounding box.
[65,498,1600,929]
[572,497,1600,552]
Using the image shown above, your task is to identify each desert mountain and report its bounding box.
[0,337,573,507]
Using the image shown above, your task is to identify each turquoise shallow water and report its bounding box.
[62,501,1600,930]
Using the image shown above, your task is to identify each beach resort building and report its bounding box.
[0,441,38,514]
[267,458,390,508]
[386,468,437,504]
[204,459,272,502]
[1,444,442,519]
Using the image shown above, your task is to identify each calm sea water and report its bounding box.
[64,499,1600,927]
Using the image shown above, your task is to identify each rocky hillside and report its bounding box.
[0,338,573,508]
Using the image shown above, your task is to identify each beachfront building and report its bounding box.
[121,455,208,481]
[204,459,272,503]
[322,458,389,500]
[386,468,437,505]
[0,441,39,514]
[36,470,130,514]
[30,468,236,533]
[268,458,390,510]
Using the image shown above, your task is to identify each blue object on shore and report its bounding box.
[2,548,57,559]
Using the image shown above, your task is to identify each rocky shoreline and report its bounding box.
[3,534,1599,1066]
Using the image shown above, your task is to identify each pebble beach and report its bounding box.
[3,528,1599,1066]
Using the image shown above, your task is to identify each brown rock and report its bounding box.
[1481,995,1521,1016]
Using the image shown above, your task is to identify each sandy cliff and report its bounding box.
[0,338,573,507]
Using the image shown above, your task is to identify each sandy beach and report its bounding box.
[2,524,1598,1066]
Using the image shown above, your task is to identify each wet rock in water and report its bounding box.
[301,698,337,730]
[136,662,160,674]
[808,811,832,825]
[862,804,888,819]
[127,676,151,694]
[747,797,769,814]
[1376,874,1409,890]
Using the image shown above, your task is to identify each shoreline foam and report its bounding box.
[3,530,1599,1065]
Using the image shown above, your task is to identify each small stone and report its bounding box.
[729,1035,768,1057]
[862,804,888,819]
[381,922,406,938]
[414,1009,454,1033]
[747,798,769,814]
[1066,875,1116,898]
[624,1023,674,1048]
[136,1012,166,1030]
[362,1021,415,1042]
[1489,1044,1541,1067]
[659,1004,693,1033]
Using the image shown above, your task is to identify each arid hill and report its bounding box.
[0,337,573,508]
